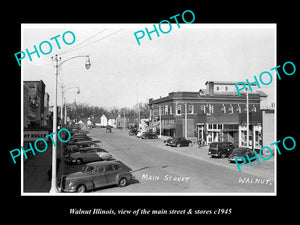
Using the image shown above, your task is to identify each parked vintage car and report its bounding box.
[228,147,256,163]
[66,147,113,165]
[141,132,158,139]
[128,129,138,136]
[163,137,172,144]
[59,161,133,192]
[65,140,100,152]
[208,142,235,158]
[68,136,93,145]
[106,127,112,133]
[136,130,146,138]
[165,137,192,147]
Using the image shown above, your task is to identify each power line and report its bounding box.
[58,29,124,56]
[58,29,108,56]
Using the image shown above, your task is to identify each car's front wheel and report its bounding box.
[76,184,86,193]
[220,153,227,158]
[118,177,128,187]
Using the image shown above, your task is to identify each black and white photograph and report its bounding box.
[21,23,277,195]
[3,3,299,221]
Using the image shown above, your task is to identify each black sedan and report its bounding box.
[141,132,158,139]
[165,137,192,147]
[128,129,138,136]
[228,147,256,163]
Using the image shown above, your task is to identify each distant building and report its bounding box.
[100,114,108,127]
[149,81,270,150]
[108,119,117,128]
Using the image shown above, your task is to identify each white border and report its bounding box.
[21,23,277,196]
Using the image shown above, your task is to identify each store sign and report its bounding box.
[11,128,71,164]
[24,130,49,142]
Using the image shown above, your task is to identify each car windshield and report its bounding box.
[81,165,94,173]
[210,143,218,148]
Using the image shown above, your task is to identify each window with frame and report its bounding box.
[236,105,241,113]
[170,105,173,114]
[96,166,105,173]
[105,165,114,173]
[176,104,181,115]
[228,104,233,114]
[113,164,122,170]
[200,105,206,114]
[221,104,226,113]
[188,105,194,114]
[207,104,214,114]
[165,105,168,115]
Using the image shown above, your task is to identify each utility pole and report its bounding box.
[49,54,91,194]
[50,55,59,193]
[159,105,162,138]
[246,88,249,148]
[137,82,140,128]
[61,84,64,126]
[123,111,126,131]
[184,103,187,139]
[64,104,67,124]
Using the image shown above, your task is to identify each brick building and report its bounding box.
[148,81,267,150]
[24,80,47,128]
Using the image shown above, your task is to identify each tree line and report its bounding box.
[65,102,149,122]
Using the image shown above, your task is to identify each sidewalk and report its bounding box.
[113,129,275,181]
[23,142,65,193]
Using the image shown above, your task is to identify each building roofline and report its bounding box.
[205,80,258,86]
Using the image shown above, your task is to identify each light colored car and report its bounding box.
[136,130,146,138]
[60,161,133,192]
[68,147,113,165]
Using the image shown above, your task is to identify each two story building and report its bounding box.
[148,81,267,150]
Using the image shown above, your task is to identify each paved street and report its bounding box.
[65,128,275,194]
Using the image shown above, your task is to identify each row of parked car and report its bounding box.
[59,126,134,193]
[208,141,256,163]
[128,126,255,162]
[128,128,158,139]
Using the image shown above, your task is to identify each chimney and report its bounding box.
[207,81,214,96]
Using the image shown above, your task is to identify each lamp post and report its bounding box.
[61,86,80,124]
[246,87,249,148]
[159,105,162,138]
[50,54,91,193]
[123,111,126,131]
[184,103,187,139]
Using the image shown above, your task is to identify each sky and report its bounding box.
[22,24,276,109]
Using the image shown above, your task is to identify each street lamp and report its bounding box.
[85,57,91,70]
[61,86,80,124]
[50,54,91,193]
